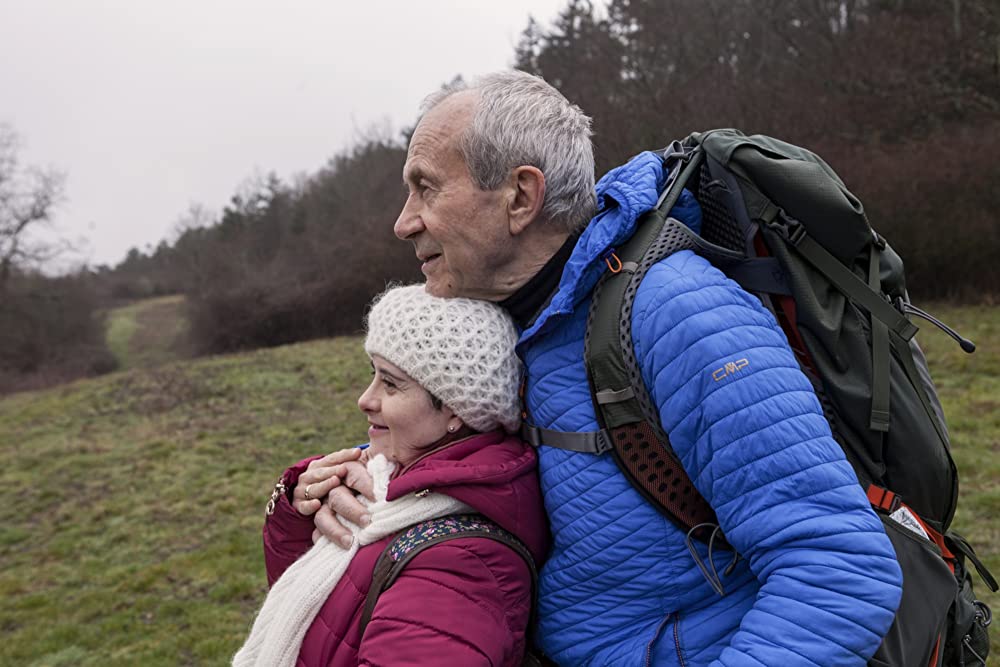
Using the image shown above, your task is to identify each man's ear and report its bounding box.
[507,166,546,236]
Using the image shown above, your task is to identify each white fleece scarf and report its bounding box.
[233,454,472,667]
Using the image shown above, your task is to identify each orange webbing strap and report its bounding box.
[918,516,957,573]
[867,484,957,572]
[867,484,901,513]
[927,637,942,667]
[751,232,821,381]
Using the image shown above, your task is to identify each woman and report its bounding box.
[234,285,548,667]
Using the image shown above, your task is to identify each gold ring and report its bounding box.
[304,484,313,500]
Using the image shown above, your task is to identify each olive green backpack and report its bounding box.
[522,129,996,666]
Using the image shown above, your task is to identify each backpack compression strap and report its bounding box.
[763,212,915,433]
[359,513,538,637]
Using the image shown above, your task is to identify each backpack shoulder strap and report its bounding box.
[359,513,537,637]
[523,146,737,543]
[586,150,728,540]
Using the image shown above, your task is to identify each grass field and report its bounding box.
[0,302,996,665]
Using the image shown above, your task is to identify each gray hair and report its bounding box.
[421,71,597,233]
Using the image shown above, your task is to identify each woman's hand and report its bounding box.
[291,447,364,516]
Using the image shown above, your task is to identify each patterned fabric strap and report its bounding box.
[359,513,537,637]
[388,513,514,561]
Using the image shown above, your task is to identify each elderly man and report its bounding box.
[305,71,902,666]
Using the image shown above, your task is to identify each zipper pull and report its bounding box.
[902,302,976,353]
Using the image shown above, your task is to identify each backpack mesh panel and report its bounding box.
[620,219,697,445]
[697,165,745,252]
[610,215,723,534]
[610,421,720,531]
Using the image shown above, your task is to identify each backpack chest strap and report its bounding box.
[520,423,613,454]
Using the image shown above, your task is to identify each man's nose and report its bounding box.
[394,196,423,240]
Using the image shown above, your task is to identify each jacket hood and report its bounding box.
[517,150,701,346]
[386,431,549,562]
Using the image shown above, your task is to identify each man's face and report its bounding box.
[394,93,513,299]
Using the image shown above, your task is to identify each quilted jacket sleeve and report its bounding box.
[632,252,902,666]
[262,455,322,586]
[358,538,533,667]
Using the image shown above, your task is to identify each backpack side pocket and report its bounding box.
[870,513,955,666]
[942,531,994,666]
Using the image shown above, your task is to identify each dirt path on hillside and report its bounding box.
[129,296,193,368]
[106,296,193,370]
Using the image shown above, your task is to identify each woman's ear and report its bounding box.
[507,166,546,236]
[447,416,465,434]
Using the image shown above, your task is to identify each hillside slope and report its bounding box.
[0,305,996,665]
[0,336,369,665]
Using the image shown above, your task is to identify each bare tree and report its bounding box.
[170,202,216,241]
[0,124,67,292]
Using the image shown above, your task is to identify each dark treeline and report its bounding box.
[0,270,116,393]
[1,131,420,392]
[116,0,999,357]
[513,0,1000,299]
[103,135,423,353]
[6,0,998,392]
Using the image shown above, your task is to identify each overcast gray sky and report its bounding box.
[0,0,566,268]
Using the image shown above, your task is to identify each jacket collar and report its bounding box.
[517,151,668,347]
[384,431,548,561]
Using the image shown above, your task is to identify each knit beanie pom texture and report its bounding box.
[364,284,523,433]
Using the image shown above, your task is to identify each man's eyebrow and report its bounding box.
[403,165,436,186]
[402,165,422,185]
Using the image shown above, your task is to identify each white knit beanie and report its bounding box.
[364,284,522,433]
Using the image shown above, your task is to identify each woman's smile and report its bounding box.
[357,355,461,466]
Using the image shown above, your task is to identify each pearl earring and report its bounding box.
[448,425,457,433]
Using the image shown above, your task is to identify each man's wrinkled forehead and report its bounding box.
[416,89,478,133]
[408,92,477,153]
[403,93,477,183]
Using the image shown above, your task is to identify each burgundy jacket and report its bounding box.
[262,431,549,667]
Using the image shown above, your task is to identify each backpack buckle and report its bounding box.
[867,484,903,513]
[594,429,614,454]
[766,216,807,246]
[974,600,992,628]
[787,223,807,246]
[661,140,693,166]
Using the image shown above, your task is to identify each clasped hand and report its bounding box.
[291,448,375,548]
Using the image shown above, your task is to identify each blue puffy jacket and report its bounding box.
[519,152,902,666]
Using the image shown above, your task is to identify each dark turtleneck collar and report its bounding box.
[499,232,579,330]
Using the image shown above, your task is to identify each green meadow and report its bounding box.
[0,300,996,665]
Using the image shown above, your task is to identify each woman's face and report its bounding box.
[357,355,462,467]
